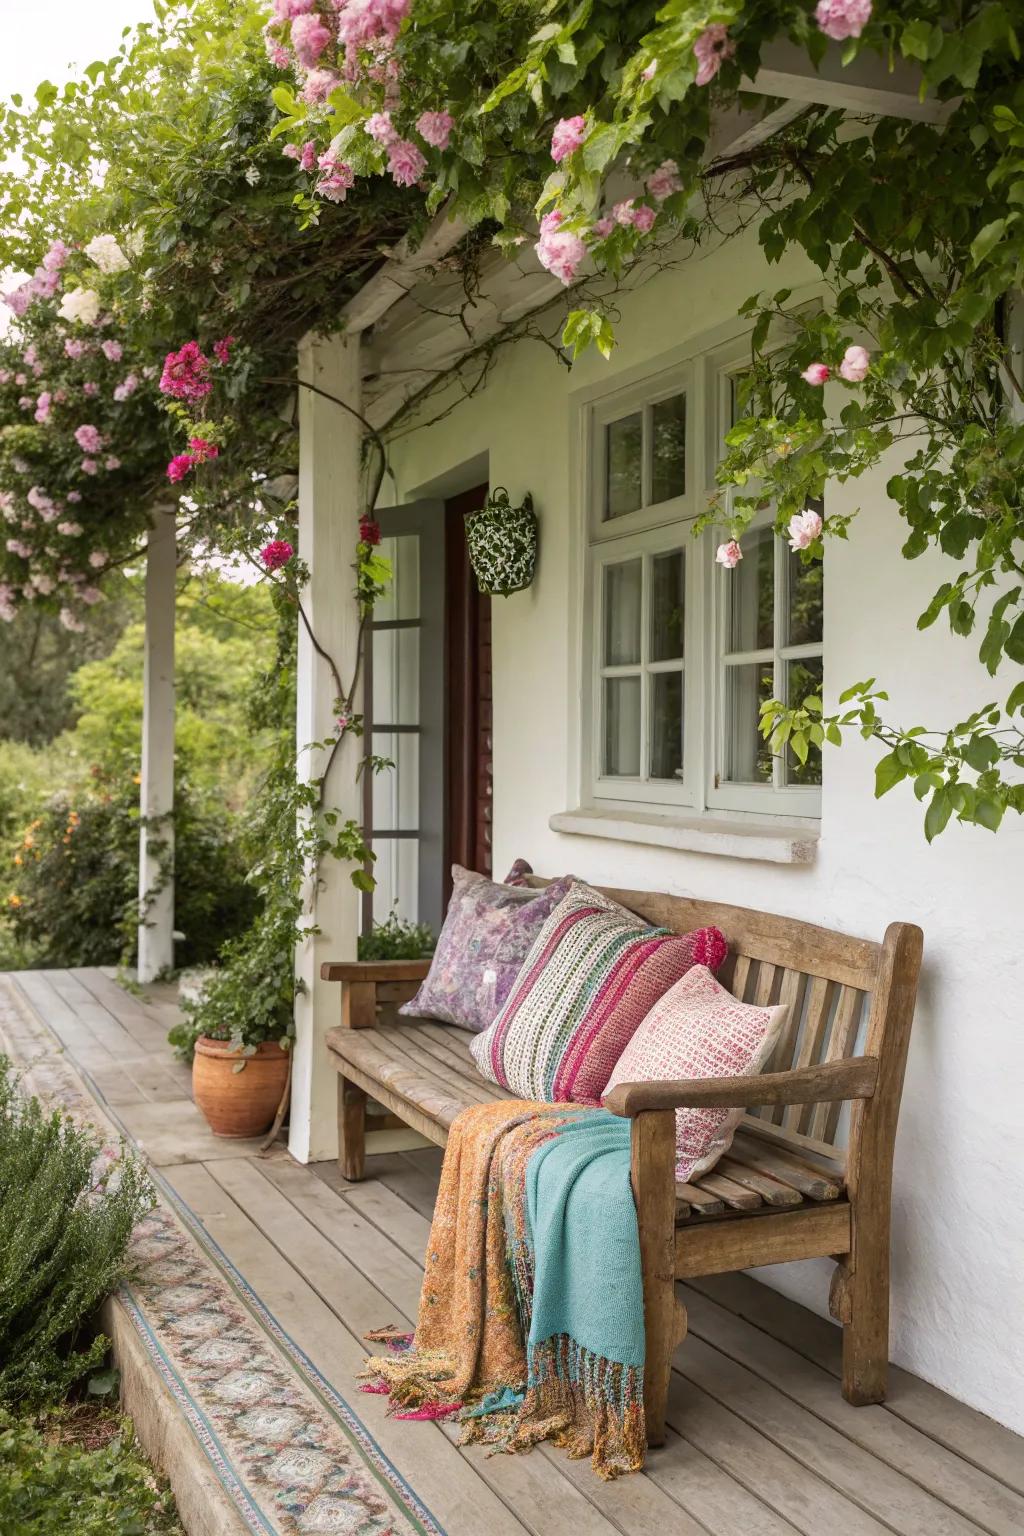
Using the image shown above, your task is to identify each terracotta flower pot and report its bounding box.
[192,1037,290,1138]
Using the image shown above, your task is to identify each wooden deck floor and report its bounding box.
[7,966,1024,1536]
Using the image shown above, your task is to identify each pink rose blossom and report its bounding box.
[815,0,872,41]
[80,459,99,475]
[160,341,212,401]
[335,0,410,51]
[301,69,340,104]
[74,424,104,453]
[366,111,397,145]
[83,382,100,397]
[42,239,69,273]
[15,374,26,387]
[535,209,587,288]
[632,204,656,234]
[34,392,52,424]
[0,584,17,621]
[64,338,89,361]
[31,574,55,595]
[101,339,123,362]
[88,549,106,567]
[646,159,682,202]
[592,217,615,239]
[299,140,317,171]
[260,538,294,571]
[316,154,356,202]
[166,454,195,483]
[839,343,870,382]
[104,456,121,471]
[0,369,10,385]
[788,509,824,551]
[613,200,636,226]
[5,539,32,558]
[551,115,587,163]
[188,437,220,464]
[60,607,85,632]
[80,586,103,605]
[386,138,426,187]
[57,521,83,536]
[266,37,292,68]
[716,540,743,569]
[290,13,332,68]
[27,486,53,513]
[67,491,83,504]
[416,110,454,150]
[693,24,734,86]
[213,336,235,365]
[801,362,831,386]
[18,397,32,411]
[113,374,139,402]
[282,141,301,160]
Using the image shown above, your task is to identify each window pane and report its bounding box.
[605,412,642,519]
[786,657,823,786]
[372,626,419,725]
[603,559,642,665]
[723,661,774,784]
[650,672,683,781]
[651,392,686,504]
[651,550,684,661]
[603,676,641,776]
[788,548,823,646]
[727,525,774,653]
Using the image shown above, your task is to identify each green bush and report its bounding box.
[0,1408,182,1535]
[2,762,259,971]
[0,1063,153,1407]
[358,908,435,962]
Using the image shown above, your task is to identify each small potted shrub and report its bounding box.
[170,926,294,1139]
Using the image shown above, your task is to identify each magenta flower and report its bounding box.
[694,24,734,86]
[788,509,824,552]
[359,514,381,545]
[815,0,872,41]
[166,453,195,483]
[387,138,426,188]
[801,362,831,386]
[646,159,682,202]
[188,437,220,464]
[417,110,454,150]
[366,111,397,145]
[160,341,212,401]
[551,115,587,163]
[290,12,332,67]
[839,344,870,382]
[74,424,104,453]
[260,538,294,571]
[535,210,587,288]
[213,336,235,366]
[716,540,743,569]
[101,339,123,362]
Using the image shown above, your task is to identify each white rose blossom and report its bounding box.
[58,287,102,326]
[84,233,130,274]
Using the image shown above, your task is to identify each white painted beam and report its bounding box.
[137,507,176,983]
[745,39,957,125]
[341,208,469,336]
[290,333,364,1163]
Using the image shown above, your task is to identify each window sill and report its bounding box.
[548,806,819,866]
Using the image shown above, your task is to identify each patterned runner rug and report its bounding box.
[0,977,446,1536]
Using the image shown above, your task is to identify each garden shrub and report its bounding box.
[0,1063,153,1407]
[0,1407,182,1535]
[3,760,259,970]
[358,907,435,962]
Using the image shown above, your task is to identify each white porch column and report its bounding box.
[290,333,364,1164]
[137,507,176,982]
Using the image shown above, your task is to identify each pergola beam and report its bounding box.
[744,39,957,125]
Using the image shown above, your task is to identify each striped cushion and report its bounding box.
[602,965,789,1181]
[469,883,727,1103]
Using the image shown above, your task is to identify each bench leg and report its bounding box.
[830,1218,889,1405]
[631,1109,685,1446]
[338,1074,367,1182]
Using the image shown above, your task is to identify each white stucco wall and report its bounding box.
[380,229,1024,1433]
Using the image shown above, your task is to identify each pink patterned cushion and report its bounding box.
[602,966,789,1182]
[470,882,727,1103]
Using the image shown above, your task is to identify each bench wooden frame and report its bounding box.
[322,885,922,1448]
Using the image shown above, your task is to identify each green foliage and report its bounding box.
[0,1064,153,1408]
[358,908,436,962]
[1,767,259,971]
[0,592,132,748]
[0,1407,182,1535]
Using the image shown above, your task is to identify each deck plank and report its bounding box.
[690,1272,1024,1499]
[683,1285,1024,1536]
[164,1160,533,1536]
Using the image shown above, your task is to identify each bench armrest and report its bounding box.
[320,959,432,983]
[602,1056,879,1118]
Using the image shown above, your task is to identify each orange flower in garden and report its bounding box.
[13,854,21,866]
[7,894,21,907]
[132,773,141,785]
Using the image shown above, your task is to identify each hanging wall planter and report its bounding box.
[465,486,538,597]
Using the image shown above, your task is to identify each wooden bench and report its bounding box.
[323,883,922,1447]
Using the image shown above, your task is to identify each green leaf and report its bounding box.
[874,751,907,797]
[924,785,954,842]
[970,217,1007,266]
[974,796,1004,832]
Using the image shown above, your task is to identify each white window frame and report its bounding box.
[578,334,823,822]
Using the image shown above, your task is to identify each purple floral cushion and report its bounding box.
[399,865,573,1033]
